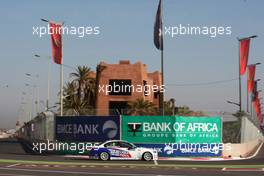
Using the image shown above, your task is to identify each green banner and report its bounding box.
[122,116,222,143]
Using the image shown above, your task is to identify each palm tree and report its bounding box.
[175,105,205,116]
[70,66,95,102]
[62,66,96,115]
[164,98,176,115]
[84,78,96,107]
[62,82,78,115]
[127,98,157,115]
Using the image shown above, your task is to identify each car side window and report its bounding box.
[104,142,113,147]
[104,142,119,147]
[119,142,133,149]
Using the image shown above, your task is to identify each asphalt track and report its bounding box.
[0,139,264,176]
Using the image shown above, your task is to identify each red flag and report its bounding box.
[239,38,250,75]
[256,101,262,124]
[253,93,262,125]
[247,65,256,93]
[49,22,62,64]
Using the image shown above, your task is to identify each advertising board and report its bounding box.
[135,143,222,157]
[56,116,120,142]
[122,116,222,143]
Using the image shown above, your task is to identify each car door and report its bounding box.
[118,142,140,160]
[104,141,121,158]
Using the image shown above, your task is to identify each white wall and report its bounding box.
[223,116,263,158]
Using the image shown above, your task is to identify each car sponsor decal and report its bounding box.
[108,148,131,158]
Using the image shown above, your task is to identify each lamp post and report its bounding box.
[34,54,51,111]
[238,35,257,112]
[25,74,40,116]
[25,83,33,121]
[34,54,74,111]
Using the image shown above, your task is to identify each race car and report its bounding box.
[89,140,158,161]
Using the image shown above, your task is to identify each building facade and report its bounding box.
[96,60,161,115]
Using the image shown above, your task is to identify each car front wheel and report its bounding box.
[99,152,110,161]
[142,152,153,161]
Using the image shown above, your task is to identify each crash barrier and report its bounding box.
[241,116,263,143]
[17,111,55,141]
[18,113,224,157]
[222,139,263,158]
[222,116,264,158]
[54,115,222,157]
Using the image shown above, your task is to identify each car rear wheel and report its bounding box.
[99,152,110,161]
[142,152,153,161]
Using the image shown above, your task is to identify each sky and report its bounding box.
[0,0,263,129]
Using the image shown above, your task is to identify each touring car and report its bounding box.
[89,140,158,161]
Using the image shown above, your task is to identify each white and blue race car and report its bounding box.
[89,140,158,161]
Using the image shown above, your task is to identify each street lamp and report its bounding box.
[24,83,33,121]
[226,100,240,107]
[34,54,51,111]
[34,54,74,112]
[25,73,40,116]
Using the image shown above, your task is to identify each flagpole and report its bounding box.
[41,18,64,116]
[47,56,51,111]
[161,47,164,116]
[154,0,164,115]
[237,35,257,113]
[60,24,64,116]
[238,38,242,112]
[247,68,249,112]
[161,0,164,116]
[60,63,63,116]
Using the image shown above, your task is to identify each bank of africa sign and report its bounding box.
[122,116,222,143]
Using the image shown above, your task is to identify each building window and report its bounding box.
[108,79,132,95]
[154,92,159,99]
[143,80,148,96]
[109,101,128,115]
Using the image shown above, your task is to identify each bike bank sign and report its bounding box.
[122,116,222,143]
[56,116,120,142]
[135,143,223,157]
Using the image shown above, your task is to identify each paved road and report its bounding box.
[0,139,263,176]
[0,139,263,165]
[0,162,264,176]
